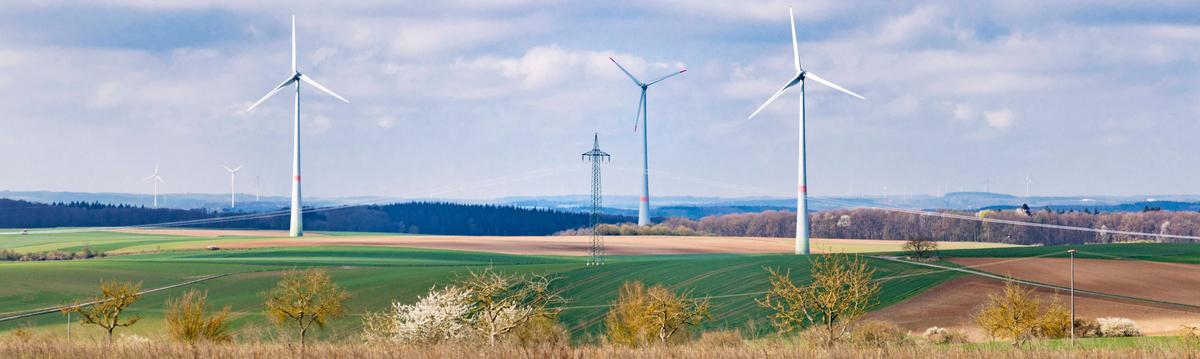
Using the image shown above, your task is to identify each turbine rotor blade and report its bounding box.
[233,164,243,172]
[747,75,803,119]
[646,68,686,86]
[223,165,233,172]
[608,57,644,86]
[633,91,645,132]
[157,176,166,184]
[299,74,350,103]
[143,175,156,181]
[246,76,298,111]
[291,15,297,73]
[804,72,865,100]
[789,7,801,72]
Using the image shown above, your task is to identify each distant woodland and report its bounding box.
[579,207,1200,245]
[0,199,629,236]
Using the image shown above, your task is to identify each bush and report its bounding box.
[511,316,569,347]
[922,326,968,345]
[1072,318,1100,338]
[165,289,232,344]
[1096,317,1142,337]
[850,320,912,348]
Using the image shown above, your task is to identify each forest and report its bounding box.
[0,199,630,236]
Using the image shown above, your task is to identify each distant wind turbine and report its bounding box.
[246,15,350,237]
[255,174,262,202]
[609,57,686,226]
[746,7,865,255]
[1024,172,1033,198]
[223,164,243,208]
[143,164,166,208]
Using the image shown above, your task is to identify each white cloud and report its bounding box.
[983,108,1014,130]
[952,103,974,122]
[376,116,397,128]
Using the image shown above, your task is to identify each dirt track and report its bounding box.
[868,258,1200,337]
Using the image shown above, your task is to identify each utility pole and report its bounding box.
[1068,248,1077,346]
[582,133,610,266]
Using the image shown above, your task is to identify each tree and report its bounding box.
[62,280,142,341]
[262,268,351,351]
[605,281,711,347]
[458,266,566,346]
[165,289,232,344]
[902,237,938,260]
[362,286,473,344]
[975,280,1069,346]
[757,254,881,346]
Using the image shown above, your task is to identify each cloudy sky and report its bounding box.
[2,1,1200,200]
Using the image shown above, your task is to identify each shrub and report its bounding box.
[1072,318,1100,338]
[850,320,912,348]
[165,289,232,344]
[922,326,968,345]
[511,316,569,347]
[363,286,472,344]
[1096,317,1142,337]
[62,280,142,341]
[1034,298,1070,339]
[604,281,711,347]
[758,254,880,346]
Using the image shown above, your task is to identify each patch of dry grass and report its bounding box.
[0,334,1193,359]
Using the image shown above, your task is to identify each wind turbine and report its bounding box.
[223,164,243,208]
[746,7,865,255]
[1024,172,1033,198]
[246,15,350,237]
[255,174,262,202]
[143,164,166,208]
[609,57,686,226]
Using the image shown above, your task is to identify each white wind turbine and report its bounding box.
[223,164,243,208]
[143,164,166,208]
[1025,172,1033,198]
[246,15,350,237]
[609,57,686,226]
[747,7,865,255]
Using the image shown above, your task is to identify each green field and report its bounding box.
[0,230,964,342]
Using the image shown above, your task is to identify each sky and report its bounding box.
[2,0,1200,200]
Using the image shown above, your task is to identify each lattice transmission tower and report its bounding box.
[582,133,610,266]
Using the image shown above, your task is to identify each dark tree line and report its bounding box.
[0,199,630,236]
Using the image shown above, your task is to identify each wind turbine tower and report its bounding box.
[582,133,611,266]
[223,164,243,208]
[143,164,166,208]
[747,7,865,255]
[1025,172,1033,198]
[255,175,262,202]
[609,57,686,226]
[246,15,351,237]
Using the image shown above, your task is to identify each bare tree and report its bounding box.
[62,280,142,341]
[458,266,566,346]
[605,281,711,347]
[902,237,938,260]
[757,254,880,345]
[262,268,351,352]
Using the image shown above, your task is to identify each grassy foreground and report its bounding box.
[1,334,1196,359]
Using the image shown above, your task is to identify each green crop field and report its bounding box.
[934,242,1200,264]
[0,238,961,342]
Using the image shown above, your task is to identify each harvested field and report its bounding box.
[868,258,1200,338]
[176,235,1015,256]
[109,228,322,237]
[948,257,1200,307]
[213,235,796,255]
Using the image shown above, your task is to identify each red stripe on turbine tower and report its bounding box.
[640,196,649,202]
[799,185,807,193]
[294,175,301,181]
